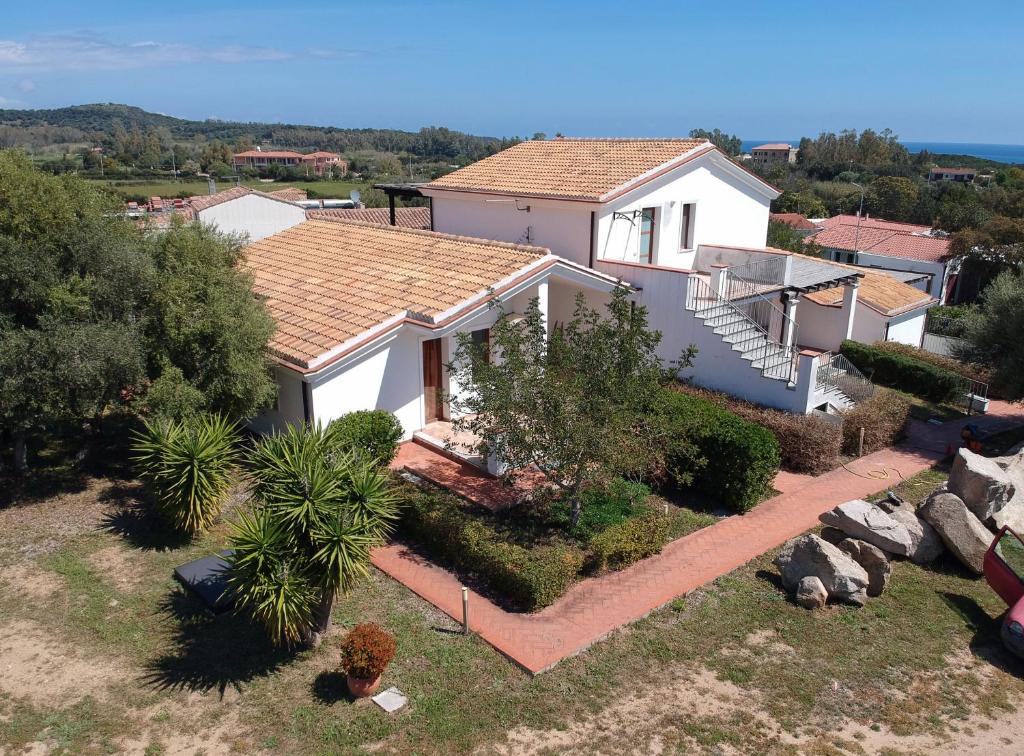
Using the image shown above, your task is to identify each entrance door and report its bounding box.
[422,338,445,422]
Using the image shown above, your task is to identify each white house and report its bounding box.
[245,219,622,440]
[188,186,307,241]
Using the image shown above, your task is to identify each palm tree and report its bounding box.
[227,422,399,646]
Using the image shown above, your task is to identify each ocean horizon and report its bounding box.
[740,140,1024,165]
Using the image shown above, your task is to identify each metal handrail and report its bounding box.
[686,275,799,383]
[815,351,875,403]
[723,264,799,355]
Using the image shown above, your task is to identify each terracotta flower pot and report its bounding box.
[346,673,382,698]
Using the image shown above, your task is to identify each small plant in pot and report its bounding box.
[339,622,397,698]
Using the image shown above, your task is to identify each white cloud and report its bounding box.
[0,35,359,72]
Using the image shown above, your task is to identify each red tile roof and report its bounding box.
[752,143,793,151]
[770,212,817,230]
[300,151,342,160]
[930,167,976,175]
[187,186,301,213]
[234,150,304,159]
[306,206,431,229]
[812,215,950,263]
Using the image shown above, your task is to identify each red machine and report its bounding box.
[983,526,1024,659]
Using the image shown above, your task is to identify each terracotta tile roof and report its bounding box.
[804,262,935,316]
[770,212,817,230]
[244,220,551,370]
[931,167,976,175]
[269,187,308,202]
[187,186,301,213]
[425,138,713,201]
[234,150,304,159]
[812,215,950,263]
[300,151,342,160]
[752,143,793,151]
[306,206,431,229]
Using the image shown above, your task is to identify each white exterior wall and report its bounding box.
[796,300,851,352]
[597,154,771,270]
[247,366,307,435]
[426,192,594,266]
[850,307,887,345]
[883,311,926,347]
[198,194,306,241]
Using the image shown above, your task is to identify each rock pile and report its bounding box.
[777,446,1016,608]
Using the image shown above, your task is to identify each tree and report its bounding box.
[772,189,827,218]
[228,422,400,645]
[957,270,1024,398]
[767,220,822,257]
[689,128,742,156]
[866,176,920,222]
[144,221,276,420]
[448,288,692,528]
[0,150,152,471]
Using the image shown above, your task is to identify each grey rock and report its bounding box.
[919,492,994,575]
[838,538,891,597]
[795,576,828,609]
[948,448,1015,522]
[887,506,944,564]
[819,525,847,545]
[775,534,869,606]
[819,499,912,556]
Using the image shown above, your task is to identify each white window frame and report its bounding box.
[678,201,697,251]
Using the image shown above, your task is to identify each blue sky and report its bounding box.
[1,0,1022,143]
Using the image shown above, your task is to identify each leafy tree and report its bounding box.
[0,150,151,470]
[866,176,920,221]
[957,270,1024,398]
[448,288,693,528]
[772,190,827,218]
[228,423,400,645]
[144,221,276,420]
[689,128,742,156]
[767,220,822,257]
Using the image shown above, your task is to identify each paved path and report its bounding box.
[374,401,1024,675]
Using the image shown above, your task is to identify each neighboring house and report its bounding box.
[306,206,432,229]
[245,220,623,441]
[801,265,936,350]
[770,212,818,236]
[810,214,954,303]
[928,166,977,183]
[750,143,798,167]
[233,149,347,176]
[268,187,309,202]
[188,186,307,240]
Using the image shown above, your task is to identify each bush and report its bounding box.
[328,410,403,466]
[586,509,672,573]
[869,340,993,389]
[132,413,240,534]
[657,389,781,513]
[840,340,962,402]
[671,383,841,474]
[399,484,584,611]
[840,389,912,455]
[550,478,651,540]
[339,623,397,679]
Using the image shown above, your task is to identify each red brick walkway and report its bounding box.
[375,402,1024,674]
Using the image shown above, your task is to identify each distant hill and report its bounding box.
[0,103,508,161]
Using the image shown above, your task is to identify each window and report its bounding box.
[470,328,490,363]
[679,203,695,249]
[639,207,657,263]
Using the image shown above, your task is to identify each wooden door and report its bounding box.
[422,338,445,422]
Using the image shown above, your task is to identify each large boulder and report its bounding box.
[948,448,1016,523]
[819,500,912,557]
[919,492,994,575]
[887,505,944,564]
[775,534,869,606]
[795,576,828,609]
[838,538,891,597]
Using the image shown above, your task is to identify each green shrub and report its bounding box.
[328,410,403,467]
[399,484,583,611]
[671,383,841,474]
[657,389,781,513]
[550,478,652,539]
[840,340,962,402]
[840,388,912,455]
[585,509,672,573]
[132,413,240,534]
[869,340,993,389]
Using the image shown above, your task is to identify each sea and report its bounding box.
[740,140,1024,166]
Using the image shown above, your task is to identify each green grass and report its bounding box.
[90,178,373,201]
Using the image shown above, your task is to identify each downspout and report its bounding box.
[302,381,312,423]
[429,196,434,231]
[588,210,596,268]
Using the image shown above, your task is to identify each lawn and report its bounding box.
[90,177,374,201]
[1,448,1023,753]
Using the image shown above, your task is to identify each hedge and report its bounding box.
[657,389,781,513]
[328,410,403,467]
[839,388,912,456]
[586,509,672,573]
[839,340,963,403]
[869,340,993,391]
[670,383,841,475]
[398,484,584,611]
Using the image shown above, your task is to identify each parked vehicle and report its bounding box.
[983,526,1024,659]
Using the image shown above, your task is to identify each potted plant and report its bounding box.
[339,623,397,697]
